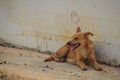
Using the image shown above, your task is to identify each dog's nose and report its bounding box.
[67,41,72,46]
[77,43,81,46]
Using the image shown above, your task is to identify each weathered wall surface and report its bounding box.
[0,0,120,66]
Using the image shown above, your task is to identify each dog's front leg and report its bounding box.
[76,53,88,70]
[89,49,102,71]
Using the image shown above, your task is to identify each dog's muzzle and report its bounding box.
[67,41,81,50]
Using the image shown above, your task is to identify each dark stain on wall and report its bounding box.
[71,10,80,24]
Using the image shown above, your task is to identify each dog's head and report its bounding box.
[67,27,94,50]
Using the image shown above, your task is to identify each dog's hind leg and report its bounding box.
[44,56,54,62]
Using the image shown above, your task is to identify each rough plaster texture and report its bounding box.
[0,0,120,66]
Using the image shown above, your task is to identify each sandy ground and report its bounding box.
[0,46,120,80]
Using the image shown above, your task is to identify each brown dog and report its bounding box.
[44,28,81,62]
[67,28,102,71]
[44,42,80,62]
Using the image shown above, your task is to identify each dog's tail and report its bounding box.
[44,57,54,62]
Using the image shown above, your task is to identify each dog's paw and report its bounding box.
[44,59,48,62]
[95,67,102,71]
[81,67,88,71]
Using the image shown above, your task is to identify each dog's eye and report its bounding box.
[74,37,79,40]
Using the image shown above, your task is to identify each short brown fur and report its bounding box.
[44,27,102,71]
[67,28,102,71]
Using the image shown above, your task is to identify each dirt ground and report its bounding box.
[0,46,120,80]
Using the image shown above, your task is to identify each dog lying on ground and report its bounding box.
[44,27,102,71]
[67,28,102,71]
[44,27,81,62]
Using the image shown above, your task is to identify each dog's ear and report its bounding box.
[84,32,94,38]
[76,27,81,33]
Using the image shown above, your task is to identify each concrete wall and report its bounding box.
[0,0,120,66]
